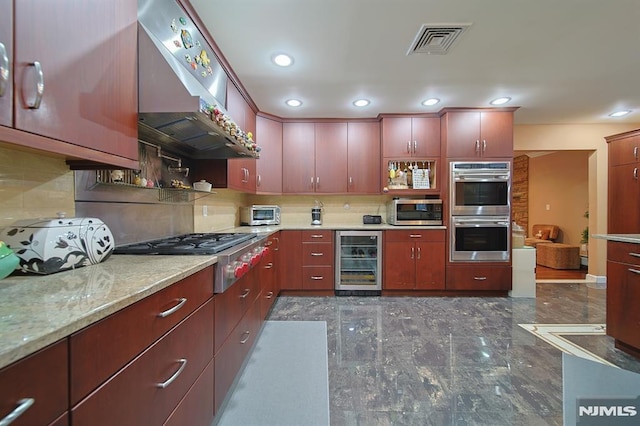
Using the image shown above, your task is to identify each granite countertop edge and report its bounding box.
[592,234,640,244]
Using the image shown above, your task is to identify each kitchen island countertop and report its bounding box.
[0,254,217,370]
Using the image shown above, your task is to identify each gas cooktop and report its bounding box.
[113,233,255,255]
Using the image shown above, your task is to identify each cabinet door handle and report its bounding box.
[628,268,640,275]
[265,291,274,299]
[157,298,187,318]
[413,140,417,153]
[473,276,488,281]
[417,247,421,259]
[411,247,414,259]
[634,168,638,180]
[240,288,251,299]
[257,174,261,187]
[482,140,487,152]
[311,252,324,256]
[27,61,44,109]
[349,176,353,186]
[310,176,314,188]
[409,234,422,238]
[0,398,34,425]
[274,237,280,250]
[157,359,187,389]
[407,141,411,153]
[240,331,251,344]
[311,276,324,280]
[264,262,274,269]
[475,140,480,154]
[629,252,640,258]
[0,42,8,98]
[316,176,320,187]
[634,146,638,160]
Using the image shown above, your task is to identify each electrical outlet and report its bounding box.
[202,205,208,216]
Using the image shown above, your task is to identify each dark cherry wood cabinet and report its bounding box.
[315,122,349,193]
[165,359,214,426]
[0,0,12,128]
[348,121,381,194]
[382,116,440,158]
[301,230,335,290]
[282,122,316,193]
[1,0,139,169]
[442,110,513,159]
[226,82,257,192]
[445,264,512,291]
[606,242,640,354]
[606,130,640,234]
[71,300,214,426]
[384,230,445,290]
[260,232,280,319]
[256,115,283,193]
[279,230,303,290]
[0,339,68,426]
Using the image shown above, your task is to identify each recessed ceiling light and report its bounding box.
[490,97,511,105]
[272,53,293,67]
[285,99,302,107]
[609,110,632,117]
[353,99,370,107]
[422,98,440,106]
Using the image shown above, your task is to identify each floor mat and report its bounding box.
[215,320,330,426]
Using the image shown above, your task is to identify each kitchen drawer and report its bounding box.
[302,242,333,266]
[70,266,214,405]
[302,265,334,290]
[215,297,262,412]
[607,241,640,265]
[71,299,214,426]
[165,358,215,426]
[0,339,68,426]
[445,265,511,290]
[385,229,445,243]
[215,266,260,353]
[302,230,333,242]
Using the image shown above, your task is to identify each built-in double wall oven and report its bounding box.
[449,161,511,262]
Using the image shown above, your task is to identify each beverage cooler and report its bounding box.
[335,231,382,294]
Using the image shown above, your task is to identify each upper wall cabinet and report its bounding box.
[347,121,380,194]
[441,110,514,159]
[0,0,12,128]
[1,0,139,169]
[382,117,440,158]
[226,82,257,192]
[255,115,283,194]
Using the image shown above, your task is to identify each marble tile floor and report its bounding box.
[266,283,640,425]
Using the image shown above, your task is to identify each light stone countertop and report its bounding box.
[0,255,216,370]
[592,234,640,244]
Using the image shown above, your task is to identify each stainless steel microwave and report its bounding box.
[387,199,443,226]
[240,205,281,226]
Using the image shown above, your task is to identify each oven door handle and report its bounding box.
[453,174,510,181]
[453,219,510,227]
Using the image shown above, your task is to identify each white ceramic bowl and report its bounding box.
[193,180,212,192]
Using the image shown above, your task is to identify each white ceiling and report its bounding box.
[189,0,640,125]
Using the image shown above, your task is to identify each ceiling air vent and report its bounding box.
[407,23,472,55]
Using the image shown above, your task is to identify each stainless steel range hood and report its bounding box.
[137,0,258,160]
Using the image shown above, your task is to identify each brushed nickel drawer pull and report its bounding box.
[157,298,187,318]
[473,276,488,281]
[240,331,251,344]
[311,252,324,256]
[240,289,251,299]
[0,398,34,425]
[409,234,422,238]
[635,146,638,159]
[635,168,638,180]
[628,268,640,275]
[407,141,411,153]
[265,240,273,246]
[310,234,324,238]
[417,247,421,259]
[157,359,187,389]
[0,43,8,98]
[628,252,640,258]
[411,247,414,259]
[266,291,274,299]
[27,61,44,109]
[264,262,274,269]
[311,276,324,280]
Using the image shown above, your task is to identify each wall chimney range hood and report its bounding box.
[137,0,258,160]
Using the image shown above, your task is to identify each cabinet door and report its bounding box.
[226,83,256,192]
[411,117,441,157]
[315,122,348,193]
[282,122,315,193]
[382,117,412,157]
[607,261,640,349]
[14,0,138,160]
[256,116,283,193]
[278,230,302,290]
[608,164,640,234]
[443,111,481,158]
[383,241,416,289]
[348,122,380,193]
[415,241,445,289]
[479,111,513,157]
[609,134,640,166]
[0,0,12,128]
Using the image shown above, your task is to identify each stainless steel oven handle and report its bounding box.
[453,219,510,226]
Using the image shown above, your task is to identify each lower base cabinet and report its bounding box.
[445,265,512,290]
[384,230,445,290]
[165,359,215,426]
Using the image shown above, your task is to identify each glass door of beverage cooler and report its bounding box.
[335,230,382,292]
